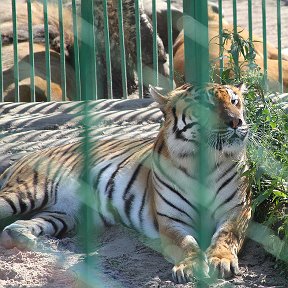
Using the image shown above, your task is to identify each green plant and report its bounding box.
[211,30,288,249]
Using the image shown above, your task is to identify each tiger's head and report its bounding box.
[149,83,248,156]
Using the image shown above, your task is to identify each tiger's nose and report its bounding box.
[228,117,242,129]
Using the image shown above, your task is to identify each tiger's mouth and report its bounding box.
[207,128,249,151]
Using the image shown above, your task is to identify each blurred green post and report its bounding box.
[183,0,209,85]
[183,0,211,264]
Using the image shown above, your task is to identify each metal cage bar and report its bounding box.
[152,0,158,86]
[27,0,36,102]
[43,0,51,101]
[262,0,268,90]
[166,0,174,90]
[248,0,253,68]
[183,0,210,253]
[135,0,143,99]
[117,0,128,99]
[0,0,287,103]
[72,0,82,100]
[218,0,224,79]
[58,0,67,101]
[277,0,283,93]
[103,0,113,99]
[12,0,19,102]
[80,0,97,100]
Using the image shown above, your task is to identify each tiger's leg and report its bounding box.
[206,206,251,278]
[158,219,209,283]
[1,211,76,249]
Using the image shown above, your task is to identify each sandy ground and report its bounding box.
[0,100,288,288]
[1,226,288,288]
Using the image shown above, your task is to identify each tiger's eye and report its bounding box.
[231,99,238,106]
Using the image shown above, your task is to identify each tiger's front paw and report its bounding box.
[0,224,37,250]
[207,250,240,279]
[172,254,209,284]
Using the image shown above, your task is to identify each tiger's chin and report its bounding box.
[214,138,247,155]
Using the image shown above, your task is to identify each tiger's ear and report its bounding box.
[235,82,247,94]
[149,85,168,111]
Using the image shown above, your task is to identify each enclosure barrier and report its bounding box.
[0,0,287,102]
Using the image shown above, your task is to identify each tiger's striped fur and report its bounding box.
[0,83,251,283]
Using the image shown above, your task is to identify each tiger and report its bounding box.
[0,83,251,283]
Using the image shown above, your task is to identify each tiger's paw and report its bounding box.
[0,224,37,250]
[172,254,209,284]
[207,250,240,279]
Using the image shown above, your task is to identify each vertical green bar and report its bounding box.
[117,0,128,99]
[80,0,97,100]
[72,0,81,100]
[80,0,95,277]
[152,0,158,86]
[248,0,253,42]
[0,29,3,102]
[183,1,195,84]
[103,0,113,99]
[277,0,283,93]
[166,0,174,90]
[183,0,210,254]
[43,0,51,101]
[218,0,223,80]
[58,0,67,101]
[135,0,143,98]
[262,0,268,90]
[27,0,35,102]
[79,101,94,284]
[183,0,209,84]
[248,0,253,68]
[12,0,19,102]
[233,0,237,34]
[232,0,239,70]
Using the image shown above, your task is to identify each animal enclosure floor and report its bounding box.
[0,226,287,288]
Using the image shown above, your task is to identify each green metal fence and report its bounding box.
[0,0,287,102]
